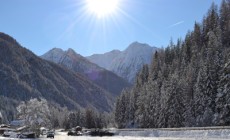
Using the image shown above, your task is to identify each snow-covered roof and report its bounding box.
[10,120,25,126]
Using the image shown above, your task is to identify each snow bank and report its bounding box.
[117,129,230,139]
[2,128,230,140]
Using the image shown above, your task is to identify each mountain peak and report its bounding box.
[124,42,154,57]
[66,48,76,53]
[0,33,114,113]
[126,42,152,50]
[66,48,78,57]
[50,48,64,53]
[130,41,142,45]
[42,47,131,96]
[87,42,159,83]
[41,48,65,63]
[0,32,22,48]
[110,49,121,53]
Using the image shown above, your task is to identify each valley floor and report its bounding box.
[39,135,230,140]
[1,136,229,140]
[1,128,230,140]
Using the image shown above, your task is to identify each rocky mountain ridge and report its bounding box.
[41,48,131,96]
[87,42,159,83]
[0,32,113,113]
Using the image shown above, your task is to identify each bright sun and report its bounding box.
[86,0,120,18]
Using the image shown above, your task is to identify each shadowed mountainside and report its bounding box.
[0,32,113,113]
[41,48,131,96]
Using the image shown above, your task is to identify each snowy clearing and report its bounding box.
[1,129,230,140]
[46,129,230,140]
[38,135,229,140]
[1,136,229,140]
[117,128,230,138]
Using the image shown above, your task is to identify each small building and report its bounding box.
[0,124,10,128]
[0,128,15,135]
[10,120,25,127]
[0,124,11,135]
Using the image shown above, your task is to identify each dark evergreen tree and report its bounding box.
[220,0,230,47]
[114,0,230,128]
[215,61,230,125]
[165,73,185,128]
[114,90,129,128]
[85,108,96,129]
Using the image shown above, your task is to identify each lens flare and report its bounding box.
[86,0,120,18]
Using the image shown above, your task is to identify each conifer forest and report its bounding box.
[115,1,230,128]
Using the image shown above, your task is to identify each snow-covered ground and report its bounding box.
[1,129,230,140]
[39,135,223,140]
[1,136,229,140]
[117,129,230,139]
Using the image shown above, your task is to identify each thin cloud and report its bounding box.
[168,21,185,28]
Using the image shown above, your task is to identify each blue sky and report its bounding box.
[0,0,222,56]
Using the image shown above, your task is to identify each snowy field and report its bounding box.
[1,136,230,140]
[1,129,230,140]
[40,135,230,140]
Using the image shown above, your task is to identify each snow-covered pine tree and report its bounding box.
[215,61,230,125]
[220,0,230,47]
[165,73,185,128]
[17,98,51,133]
[113,0,230,128]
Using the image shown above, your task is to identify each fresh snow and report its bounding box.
[1,129,230,140]
[117,129,230,139]
[87,42,158,83]
[42,129,230,140]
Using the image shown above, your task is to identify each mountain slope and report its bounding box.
[41,48,131,96]
[87,42,158,83]
[114,1,230,128]
[0,32,113,112]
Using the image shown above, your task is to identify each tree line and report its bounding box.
[0,98,112,130]
[114,0,230,128]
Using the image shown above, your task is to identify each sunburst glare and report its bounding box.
[86,0,120,18]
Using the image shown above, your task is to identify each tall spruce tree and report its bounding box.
[114,0,230,128]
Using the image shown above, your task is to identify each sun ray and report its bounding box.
[86,0,120,18]
[117,7,166,43]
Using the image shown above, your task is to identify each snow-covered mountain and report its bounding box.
[0,32,113,113]
[87,42,159,83]
[42,48,104,75]
[41,48,131,96]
